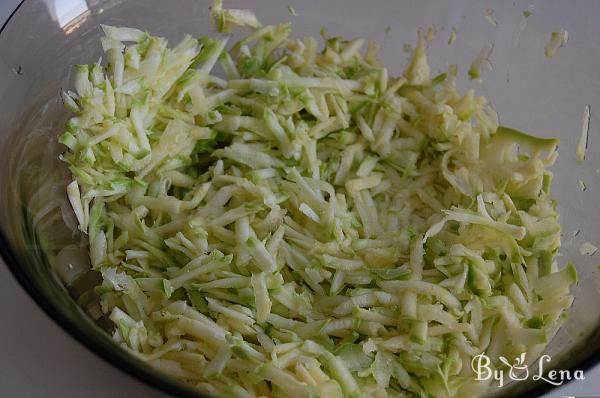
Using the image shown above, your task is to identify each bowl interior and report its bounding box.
[1,1,600,397]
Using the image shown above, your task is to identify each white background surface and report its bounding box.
[0,1,598,397]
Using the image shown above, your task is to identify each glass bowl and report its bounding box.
[1,1,599,397]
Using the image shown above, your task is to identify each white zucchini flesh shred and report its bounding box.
[577,104,590,163]
[545,29,569,58]
[57,2,576,397]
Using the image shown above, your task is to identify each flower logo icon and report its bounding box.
[499,353,529,381]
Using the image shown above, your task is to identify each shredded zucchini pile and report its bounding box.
[58,2,577,397]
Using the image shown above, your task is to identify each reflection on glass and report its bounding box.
[44,0,90,34]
